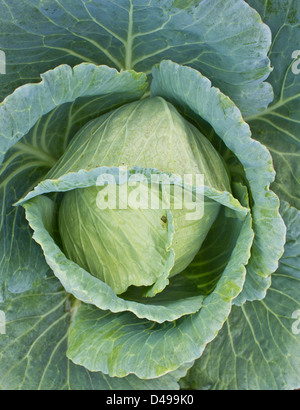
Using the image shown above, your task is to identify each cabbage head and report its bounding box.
[58,97,230,295]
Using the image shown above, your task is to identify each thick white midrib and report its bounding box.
[125,0,134,70]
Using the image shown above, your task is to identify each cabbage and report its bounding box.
[58,98,228,294]
[0,0,299,391]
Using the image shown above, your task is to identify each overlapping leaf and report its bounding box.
[180,202,300,390]
[151,60,286,303]
[0,0,273,115]
[0,64,147,300]
[20,165,249,323]
[66,203,251,378]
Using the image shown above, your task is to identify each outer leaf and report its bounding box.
[245,0,300,209]
[0,63,147,300]
[21,166,249,323]
[151,60,286,303]
[180,202,300,390]
[0,0,272,115]
[0,63,147,163]
[0,275,184,390]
